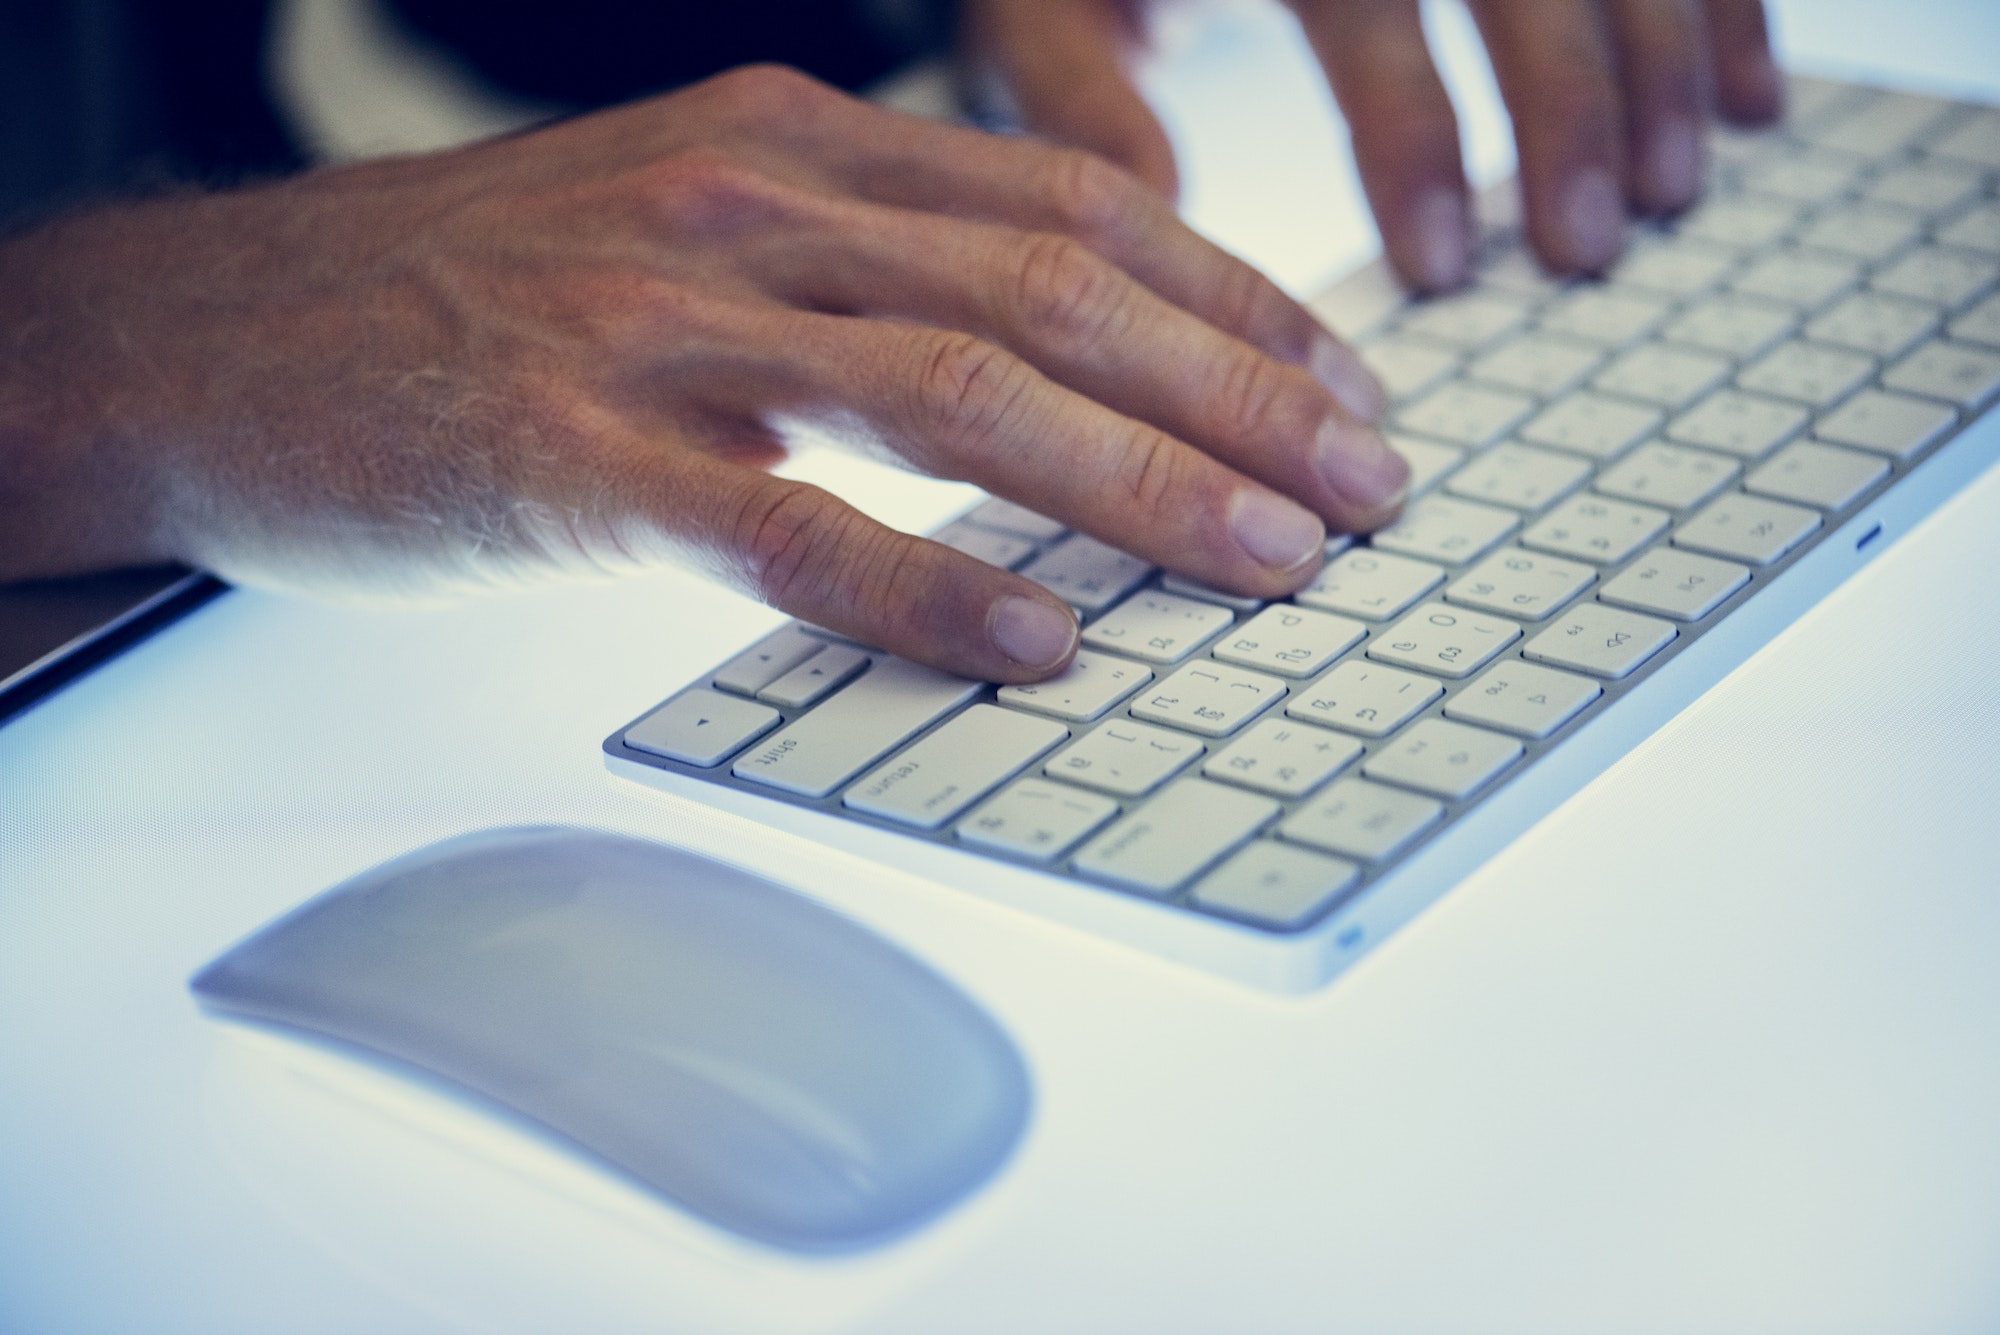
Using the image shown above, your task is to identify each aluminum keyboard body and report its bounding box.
[607,77,2000,993]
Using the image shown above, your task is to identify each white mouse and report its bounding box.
[190,826,1031,1253]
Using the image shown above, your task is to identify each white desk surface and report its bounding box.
[6,3,2000,1331]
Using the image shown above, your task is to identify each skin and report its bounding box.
[0,64,1407,684]
[966,0,1784,288]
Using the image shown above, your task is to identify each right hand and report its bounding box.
[0,65,1404,682]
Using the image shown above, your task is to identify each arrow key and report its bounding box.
[625,689,781,767]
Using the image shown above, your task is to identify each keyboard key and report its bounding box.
[712,626,828,696]
[1130,660,1289,737]
[1519,390,1662,460]
[1882,339,2000,409]
[1358,335,1460,402]
[1864,160,1985,217]
[1599,547,1750,621]
[1745,441,1889,511]
[1736,340,1875,408]
[1594,441,1740,510]
[1020,533,1154,613]
[732,659,983,798]
[1159,572,1264,611]
[1800,89,1953,156]
[1793,203,1924,264]
[1280,777,1443,862]
[1478,247,1565,297]
[1538,286,1673,346]
[1665,389,1809,459]
[1362,718,1522,800]
[844,705,1069,829]
[1612,237,1739,296]
[1870,247,1999,310]
[1937,202,2000,259]
[1674,492,1821,565]
[1190,842,1360,930]
[1466,333,1605,398]
[1929,107,2000,169]
[1393,381,1537,448]
[1739,147,1868,206]
[997,650,1151,722]
[1445,661,1602,739]
[1661,293,1797,359]
[957,777,1119,861]
[964,497,1066,542]
[1211,605,1367,678]
[1951,291,2000,351]
[1522,603,1678,679]
[1081,590,1234,664]
[1202,718,1363,798]
[1386,432,1466,496]
[627,689,780,767]
[1395,289,1534,348]
[1728,248,1862,312]
[1676,194,1806,250]
[1522,494,1672,565]
[933,519,1036,569]
[1044,718,1203,796]
[757,643,869,708]
[1591,343,1733,410]
[1805,291,1941,360]
[1369,494,1520,565]
[1367,603,1521,679]
[1296,548,1445,619]
[1287,660,1442,737]
[1445,547,1596,621]
[1072,779,1277,896]
[1444,442,1592,512]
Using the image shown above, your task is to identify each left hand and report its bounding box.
[965,0,1784,290]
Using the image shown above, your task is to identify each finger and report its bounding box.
[966,0,1181,199]
[751,194,1407,529]
[673,306,1343,599]
[675,453,1082,682]
[1606,0,1707,214]
[1467,0,1628,273]
[687,79,1386,419]
[1287,0,1474,292]
[1699,0,1783,124]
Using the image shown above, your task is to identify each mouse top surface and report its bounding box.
[190,826,1031,1253]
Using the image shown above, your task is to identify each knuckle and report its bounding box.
[736,481,848,610]
[1110,426,1187,524]
[1009,233,1132,350]
[700,63,831,127]
[1211,346,1305,444]
[914,332,1032,453]
[630,150,787,236]
[1038,148,1142,248]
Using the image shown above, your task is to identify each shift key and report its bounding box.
[732,658,983,798]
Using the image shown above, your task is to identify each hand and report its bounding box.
[0,65,1406,683]
[966,0,1784,288]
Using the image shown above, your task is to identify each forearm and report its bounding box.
[0,201,194,580]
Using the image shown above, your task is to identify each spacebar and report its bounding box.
[731,657,982,799]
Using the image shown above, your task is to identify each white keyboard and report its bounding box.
[607,76,2000,993]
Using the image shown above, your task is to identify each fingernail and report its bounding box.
[1310,336,1387,423]
[1409,188,1471,292]
[989,594,1078,670]
[1315,417,1409,514]
[1646,119,1702,210]
[1228,490,1324,572]
[1562,167,1625,271]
